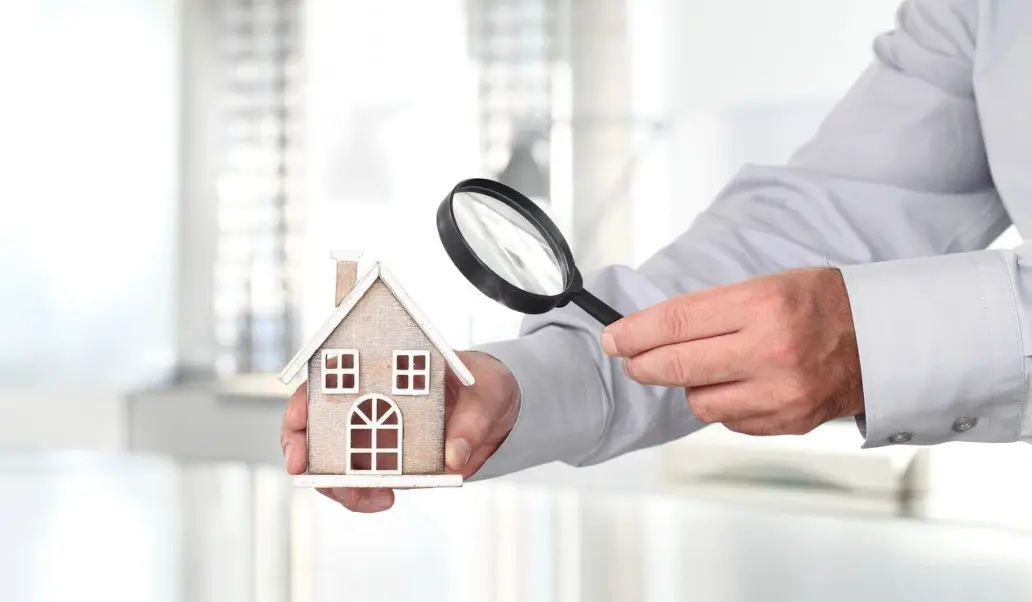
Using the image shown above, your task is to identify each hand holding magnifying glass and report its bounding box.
[437,178,623,326]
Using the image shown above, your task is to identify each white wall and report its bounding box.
[631,0,904,262]
[0,0,180,391]
[0,0,178,451]
[298,0,489,350]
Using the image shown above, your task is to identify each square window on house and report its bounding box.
[376,453,398,471]
[349,427,372,449]
[322,349,359,394]
[392,350,430,395]
[350,453,372,471]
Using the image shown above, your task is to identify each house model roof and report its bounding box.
[278,261,476,387]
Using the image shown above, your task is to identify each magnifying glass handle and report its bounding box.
[572,290,623,326]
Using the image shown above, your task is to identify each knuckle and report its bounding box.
[767,334,805,365]
[778,373,815,406]
[665,351,690,385]
[662,301,693,339]
[755,279,800,316]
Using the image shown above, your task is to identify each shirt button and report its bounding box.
[952,416,977,433]
[888,432,912,444]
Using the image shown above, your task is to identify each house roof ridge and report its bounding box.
[277,260,474,387]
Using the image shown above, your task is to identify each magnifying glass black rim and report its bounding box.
[437,177,582,315]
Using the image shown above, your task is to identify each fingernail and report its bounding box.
[621,358,631,378]
[368,489,392,509]
[445,438,471,471]
[283,442,293,465]
[601,331,617,356]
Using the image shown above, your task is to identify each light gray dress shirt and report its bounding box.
[472,0,1032,480]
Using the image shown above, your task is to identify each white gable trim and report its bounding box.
[377,266,475,386]
[278,262,476,387]
[278,264,381,384]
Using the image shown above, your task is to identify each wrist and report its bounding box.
[468,327,609,479]
[825,267,865,418]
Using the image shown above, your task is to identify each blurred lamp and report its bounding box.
[497,130,550,206]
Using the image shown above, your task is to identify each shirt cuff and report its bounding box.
[838,250,1025,447]
[465,327,608,480]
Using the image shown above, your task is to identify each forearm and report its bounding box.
[473,167,1004,479]
[471,264,702,479]
[471,0,1022,478]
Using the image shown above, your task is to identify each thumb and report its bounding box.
[444,395,492,473]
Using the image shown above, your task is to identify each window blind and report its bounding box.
[213,0,305,376]
[466,0,557,201]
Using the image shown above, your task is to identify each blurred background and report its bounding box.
[3,0,1032,601]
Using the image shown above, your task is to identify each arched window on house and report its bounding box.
[346,395,402,474]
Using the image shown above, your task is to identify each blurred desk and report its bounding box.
[302,482,1032,602]
[661,421,1032,532]
[661,421,916,517]
[126,380,1032,532]
[123,381,1032,602]
[3,449,1032,602]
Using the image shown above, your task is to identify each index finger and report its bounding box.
[601,284,749,357]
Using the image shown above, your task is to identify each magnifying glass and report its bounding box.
[436,178,623,326]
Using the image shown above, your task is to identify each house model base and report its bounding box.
[279,252,476,491]
[293,474,464,489]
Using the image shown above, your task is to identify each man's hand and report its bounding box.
[281,350,520,512]
[601,267,863,436]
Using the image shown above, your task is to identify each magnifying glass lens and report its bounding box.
[452,191,565,297]
[438,178,623,326]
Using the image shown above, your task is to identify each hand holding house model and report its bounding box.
[278,252,475,489]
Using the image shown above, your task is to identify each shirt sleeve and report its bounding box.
[471,0,1025,480]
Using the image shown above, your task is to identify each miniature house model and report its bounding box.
[279,252,474,488]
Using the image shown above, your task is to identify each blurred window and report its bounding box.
[468,0,556,205]
[214,0,305,377]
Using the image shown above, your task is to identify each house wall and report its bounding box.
[306,281,447,475]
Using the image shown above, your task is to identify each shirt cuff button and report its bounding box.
[952,416,977,433]
[888,432,912,444]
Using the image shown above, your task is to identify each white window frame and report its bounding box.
[392,350,430,395]
[321,349,359,394]
[345,395,403,475]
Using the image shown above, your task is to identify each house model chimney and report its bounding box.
[331,250,363,306]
